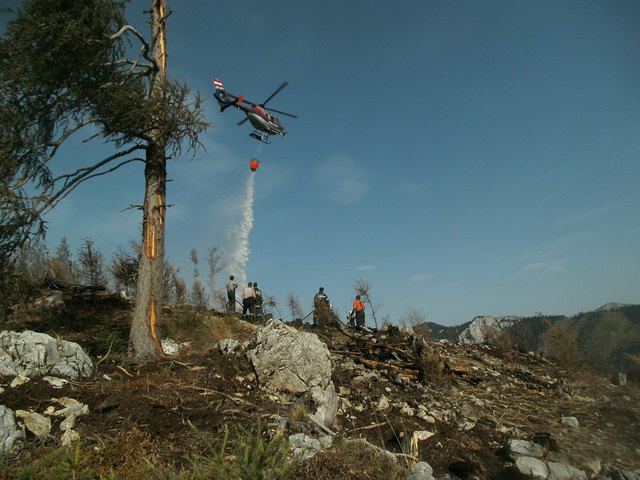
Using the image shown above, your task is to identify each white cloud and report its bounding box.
[540,232,594,249]
[314,154,369,203]
[411,274,433,282]
[356,264,376,272]
[511,259,567,280]
[556,206,616,225]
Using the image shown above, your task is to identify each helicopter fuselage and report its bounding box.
[246,108,286,136]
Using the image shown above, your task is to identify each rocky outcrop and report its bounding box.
[458,316,521,344]
[0,330,93,380]
[1,397,90,456]
[249,319,338,427]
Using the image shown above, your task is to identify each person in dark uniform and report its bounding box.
[313,287,331,326]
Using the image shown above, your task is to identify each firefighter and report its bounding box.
[352,295,366,329]
[313,287,330,326]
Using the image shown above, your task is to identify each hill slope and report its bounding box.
[1,299,639,478]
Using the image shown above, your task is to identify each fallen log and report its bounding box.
[354,357,419,381]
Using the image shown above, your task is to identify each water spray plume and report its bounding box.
[229,172,255,286]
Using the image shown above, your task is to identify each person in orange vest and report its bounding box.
[352,295,366,329]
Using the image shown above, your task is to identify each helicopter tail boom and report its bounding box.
[213,78,235,111]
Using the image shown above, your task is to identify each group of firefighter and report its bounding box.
[225,276,264,319]
[225,276,366,329]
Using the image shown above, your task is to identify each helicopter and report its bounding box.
[212,78,298,143]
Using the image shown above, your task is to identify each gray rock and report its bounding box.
[310,383,339,428]
[43,376,68,388]
[15,410,51,437]
[47,397,89,419]
[249,320,338,427]
[561,416,579,429]
[547,461,587,480]
[289,433,321,451]
[377,395,391,411]
[0,330,93,380]
[508,439,545,459]
[0,405,25,456]
[60,428,80,446]
[516,456,549,479]
[218,338,240,354]
[59,414,77,432]
[289,433,323,460]
[318,435,333,448]
[161,338,183,356]
[600,464,640,480]
[406,461,435,480]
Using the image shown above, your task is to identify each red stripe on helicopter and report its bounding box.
[213,79,224,89]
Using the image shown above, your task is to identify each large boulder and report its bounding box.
[249,319,338,427]
[0,330,93,380]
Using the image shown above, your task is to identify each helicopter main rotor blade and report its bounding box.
[261,81,289,107]
[265,107,298,119]
[237,117,249,126]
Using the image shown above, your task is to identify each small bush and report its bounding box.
[485,326,513,351]
[4,443,95,480]
[89,326,128,358]
[289,402,313,423]
[292,438,406,480]
[541,323,586,370]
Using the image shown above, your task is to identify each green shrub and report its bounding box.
[156,421,296,480]
[4,443,95,480]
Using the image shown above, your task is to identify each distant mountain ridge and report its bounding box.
[594,302,634,312]
[417,303,640,373]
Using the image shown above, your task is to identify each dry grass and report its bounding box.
[159,310,257,353]
[292,438,407,480]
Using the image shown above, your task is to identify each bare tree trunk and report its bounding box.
[354,278,379,330]
[128,0,167,363]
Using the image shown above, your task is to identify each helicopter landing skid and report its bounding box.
[250,131,270,144]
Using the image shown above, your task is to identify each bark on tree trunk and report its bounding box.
[128,0,167,363]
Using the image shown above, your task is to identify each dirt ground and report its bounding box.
[1,298,639,479]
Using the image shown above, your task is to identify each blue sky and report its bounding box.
[35,0,640,325]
